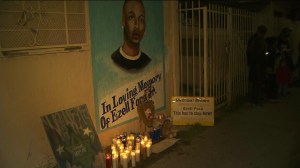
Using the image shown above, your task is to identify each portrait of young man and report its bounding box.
[89,0,165,132]
[111,0,151,71]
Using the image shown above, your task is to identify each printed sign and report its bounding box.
[171,97,214,126]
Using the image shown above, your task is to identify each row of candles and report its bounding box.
[106,133,153,168]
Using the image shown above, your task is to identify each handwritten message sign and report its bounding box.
[171,97,214,126]
[41,104,102,168]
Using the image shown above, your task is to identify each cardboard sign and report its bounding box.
[171,97,214,126]
[41,104,102,168]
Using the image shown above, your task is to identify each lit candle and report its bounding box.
[148,139,152,146]
[127,140,133,149]
[146,143,151,157]
[122,153,128,168]
[135,142,140,150]
[120,152,123,166]
[144,135,148,142]
[112,153,118,168]
[106,153,111,168]
[141,140,145,147]
[112,138,117,145]
[128,145,133,151]
[119,144,124,153]
[127,136,130,143]
[135,149,140,162]
[131,151,136,167]
[111,144,116,152]
[142,145,147,160]
[117,139,121,146]
[125,149,130,161]
[130,134,135,141]
[112,150,117,157]
[117,139,121,144]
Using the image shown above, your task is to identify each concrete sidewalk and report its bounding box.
[140,87,300,168]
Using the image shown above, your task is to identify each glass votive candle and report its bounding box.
[111,144,116,151]
[105,153,111,168]
[146,143,151,157]
[131,151,136,167]
[112,153,118,168]
[135,149,140,162]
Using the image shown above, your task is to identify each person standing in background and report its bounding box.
[246,25,268,106]
[265,36,280,99]
[278,27,294,75]
[277,27,294,93]
[276,58,292,98]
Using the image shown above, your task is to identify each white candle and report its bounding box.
[120,152,125,166]
[122,154,128,168]
[135,142,140,150]
[141,140,145,147]
[135,149,140,162]
[127,137,131,145]
[128,145,133,151]
[144,136,148,142]
[119,144,124,153]
[125,149,130,161]
[117,139,121,144]
[112,153,118,168]
[117,139,121,150]
[111,144,116,151]
[148,139,152,146]
[127,140,132,147]
[130,134,135,141]
[146,143,151,157]
[131,151,136,167]
[142,145,147,160]
[112,150,117,158]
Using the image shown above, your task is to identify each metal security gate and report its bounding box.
[179,1,256,108]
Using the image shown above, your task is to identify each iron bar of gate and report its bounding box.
[178,1,256,108]
[185,1,189,96]
[192,1,195,96]
[222,5,226,104]
[212,4,216,99]
[198,1,202,96]
[216,5,220,104]
[203,6,208,97]
[179,2,182,96]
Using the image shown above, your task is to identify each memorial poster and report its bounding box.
[89,1,165,132]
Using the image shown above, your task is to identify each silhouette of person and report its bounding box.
[246,25,268,106]
[111,0,151,71]
[278,27,294,73]
[265,36,280,99]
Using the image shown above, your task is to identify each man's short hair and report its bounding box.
[123,0,144,13]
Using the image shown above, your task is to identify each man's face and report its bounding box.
[123,0,145,46]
